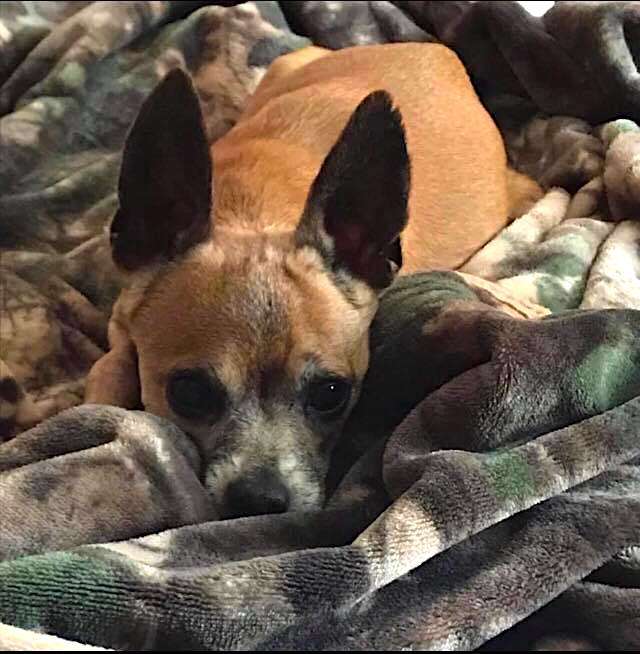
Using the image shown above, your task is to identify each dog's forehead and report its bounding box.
[131,239,375,390]
[135,248,289,358]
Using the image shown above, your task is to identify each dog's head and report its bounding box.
[110,69,410,518]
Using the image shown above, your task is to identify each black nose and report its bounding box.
[223,468,290,518]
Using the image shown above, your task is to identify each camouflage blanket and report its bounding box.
[2,0,640,650]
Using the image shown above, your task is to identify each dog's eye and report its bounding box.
[306,377,352,417]
[166,369,226,421]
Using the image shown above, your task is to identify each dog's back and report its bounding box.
[213,43,534,271]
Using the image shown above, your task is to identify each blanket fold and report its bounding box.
[1,398,638,650]
[1,405,212,562]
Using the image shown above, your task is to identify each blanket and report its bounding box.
[1,1,640,650]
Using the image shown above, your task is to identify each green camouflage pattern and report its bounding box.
[1,1,640,651]
[463,115,640,314]
[1,342,639,649]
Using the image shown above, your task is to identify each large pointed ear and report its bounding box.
[110,69,212,272]
[295,91,410,289]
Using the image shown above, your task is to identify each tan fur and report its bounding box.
[130,237,374,417]
[87,44,541,515]
[506,167,545,218]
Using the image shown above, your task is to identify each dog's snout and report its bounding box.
[223,468,290,519]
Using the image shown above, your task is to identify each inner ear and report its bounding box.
[111,68,213,272]
[296,90,410,289]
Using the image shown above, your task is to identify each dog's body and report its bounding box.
[86,44,540,518]
[215,44,535,271]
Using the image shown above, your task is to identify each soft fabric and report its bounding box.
[1,1,640,650]
[281,1,640,128]
[0,405,212,562]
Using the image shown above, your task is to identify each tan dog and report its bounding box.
[86,44,540,518]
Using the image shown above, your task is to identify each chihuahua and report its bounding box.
[85,44,540,518]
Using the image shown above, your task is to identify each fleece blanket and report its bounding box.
[1,1,640,650]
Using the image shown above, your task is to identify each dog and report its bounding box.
[85,43,541,519]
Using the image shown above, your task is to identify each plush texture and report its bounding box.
[1,1,640,650]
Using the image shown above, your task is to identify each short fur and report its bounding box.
[86,44,541,517]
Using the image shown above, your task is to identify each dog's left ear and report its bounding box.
[296,90,410,289]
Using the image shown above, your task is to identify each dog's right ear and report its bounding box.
[110,69,212,272]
